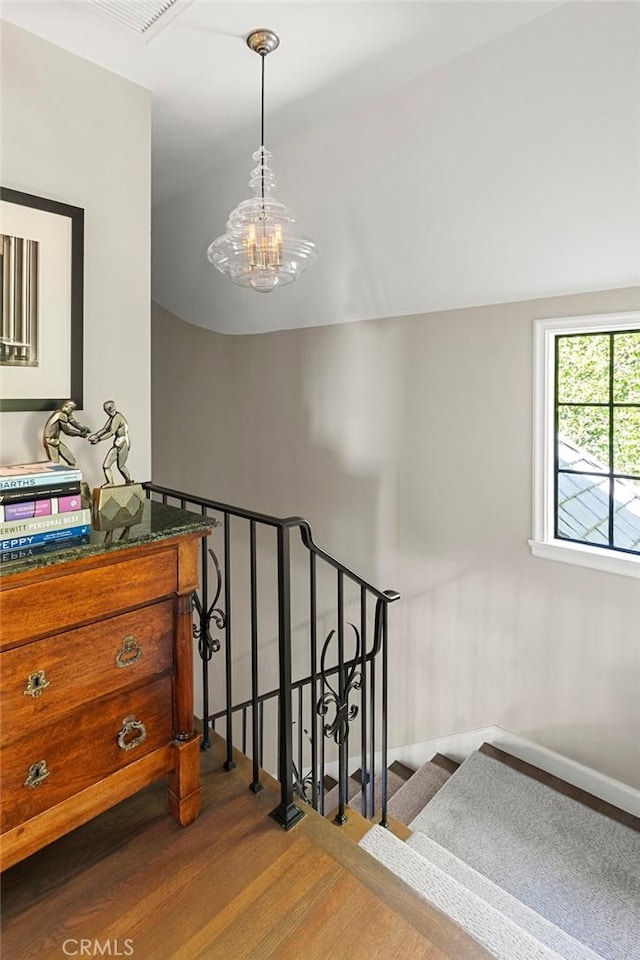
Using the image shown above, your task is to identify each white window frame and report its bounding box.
[530,311,640,579]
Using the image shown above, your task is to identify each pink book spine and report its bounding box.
[1,493,83,522]
[3,499,53,521]
[58,494,83,513]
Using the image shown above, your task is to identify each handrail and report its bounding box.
[144,483,400,604]
[144,482,400,828]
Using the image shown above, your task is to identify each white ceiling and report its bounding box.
[0,0,559,206]
[3,1,637,335]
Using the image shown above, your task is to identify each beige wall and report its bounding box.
[152,287,640,789]
[0,23,151,487]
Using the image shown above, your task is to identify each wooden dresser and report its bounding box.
[0,501,211,871]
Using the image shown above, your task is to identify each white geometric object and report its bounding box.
[83,0,193,40]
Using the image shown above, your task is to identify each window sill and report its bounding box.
[529,539,640,579]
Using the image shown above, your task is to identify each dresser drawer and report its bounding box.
[0,600,174,746]
[0,549,177,646]
[0,675,173,832]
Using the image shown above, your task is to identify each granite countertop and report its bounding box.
[0,500,214,576]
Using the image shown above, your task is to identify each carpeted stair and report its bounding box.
[323,763,408,816]
[359,745,640,960]
[323,755,455,820]
[387,754,455,824]
[361,826,602,960]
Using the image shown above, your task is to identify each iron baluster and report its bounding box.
[193,541,225,748]
[297,686,303,797]
[369,600,381,819]
[269,525,304,829]
[320,713,326,816]
[309,550,319,811]
[223,513,235,771]
[199,521,210,750]
[360,585,368,817]
[242,707,247,755]
[259,700,264,769]
[292,758,316,806]
[317,626,362,746]
[249,520,263,793]
[192,547,224,656]
[381,599,389,827]
[317,615,363,824]
[291,726,322,806]
[337,571,346,824]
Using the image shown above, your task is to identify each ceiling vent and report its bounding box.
[83,0,193,41]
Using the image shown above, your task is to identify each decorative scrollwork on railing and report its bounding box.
[317,624,362,746]
[292,760,317,806]
[291,726,320,806]
[193,546,225,661]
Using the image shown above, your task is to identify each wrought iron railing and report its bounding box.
[145,483,400,829]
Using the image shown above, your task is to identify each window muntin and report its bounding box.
[529,310,640,579]
[554,329,640,556]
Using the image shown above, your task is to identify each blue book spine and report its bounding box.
[1,535,91,563]
[0,524,91,551]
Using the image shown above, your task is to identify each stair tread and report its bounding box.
[405,831,605,960]
[409,748,640,960]
[387,759,452,825]
[479,742,640,833]
[389,760,416,781]
[430,752,460,775]
[349,769,407,817]
[361,826,601,960]
[324,767,406,816]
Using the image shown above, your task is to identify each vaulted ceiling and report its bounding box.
[2,2,638,334]
[1,1,558,205]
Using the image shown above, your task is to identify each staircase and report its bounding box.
[141,486,640,959]
[357,743,640,960]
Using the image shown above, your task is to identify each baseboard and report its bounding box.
[199,714,640,820]
[387,725,500,770]
[389,725,640,818]
[320,726,492,793]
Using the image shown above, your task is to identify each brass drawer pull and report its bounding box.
[24,670,50,698]
[25,760,50,789]
[117,715,147,752]
[115,635,143,669]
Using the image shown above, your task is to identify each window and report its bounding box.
[531,312,640,579]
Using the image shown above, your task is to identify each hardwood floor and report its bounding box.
[2,737,490,960]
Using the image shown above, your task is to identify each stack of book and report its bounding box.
[0,461,92,563]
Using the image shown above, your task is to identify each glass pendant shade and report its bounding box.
[208,148,317,293]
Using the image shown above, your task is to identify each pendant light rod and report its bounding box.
[261,53,265,150]
[246,30,279,200]
[247,30,279,150]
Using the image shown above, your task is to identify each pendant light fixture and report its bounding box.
[207,29,318,293]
